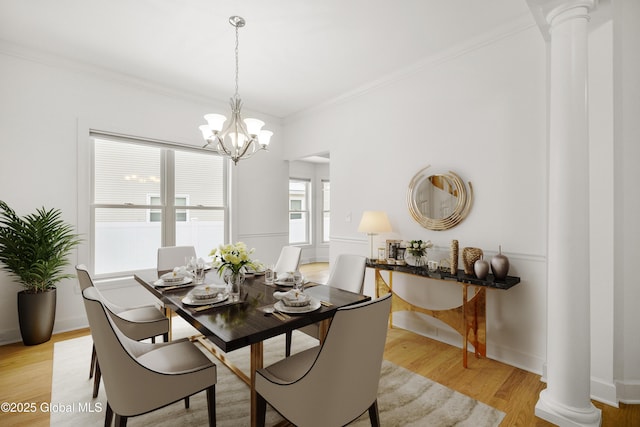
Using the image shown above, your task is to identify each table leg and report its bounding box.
[462,285,468,368]
[250,342,264,427]
[164,306,173,341]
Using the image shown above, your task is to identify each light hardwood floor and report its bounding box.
[0,263,637,426]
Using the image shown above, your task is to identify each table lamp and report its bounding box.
[358,211,392,261]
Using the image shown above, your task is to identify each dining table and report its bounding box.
[134,268,370,427]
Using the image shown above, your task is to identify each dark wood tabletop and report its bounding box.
[134,269,371,353]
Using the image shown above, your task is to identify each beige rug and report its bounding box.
[51,319,504,426]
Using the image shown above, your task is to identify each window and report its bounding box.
[149,195,188,222]
[91,135,227,277]
[289,179,310,244]
[322,180,330,242]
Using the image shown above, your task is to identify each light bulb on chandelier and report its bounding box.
[199,16,273,165]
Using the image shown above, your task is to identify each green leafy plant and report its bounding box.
[0,200,81,293]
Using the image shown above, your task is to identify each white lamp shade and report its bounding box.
[243,118,265,136]
[358,211,392,234]
[204,114,227,132]
[199,125,214,140]
[259,130,273,146]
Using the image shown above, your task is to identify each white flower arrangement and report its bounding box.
[405,239,433,258]
[209,241,256,276]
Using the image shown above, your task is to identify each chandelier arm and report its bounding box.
[236,138,258,159]
[215,135,234,157]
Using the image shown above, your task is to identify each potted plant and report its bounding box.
[0,200,81,345]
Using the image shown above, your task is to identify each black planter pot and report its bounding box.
[17,288,56,346]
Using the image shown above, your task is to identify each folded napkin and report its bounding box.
[173,266,194,277]
[274,290,310,307]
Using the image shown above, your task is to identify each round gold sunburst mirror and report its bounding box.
[407,166,473,231]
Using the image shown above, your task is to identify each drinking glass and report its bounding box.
[293,270,303,291]
[194,259,206,284]
[264,265,275,285]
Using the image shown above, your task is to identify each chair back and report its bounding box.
[273,246,302,274]
[76,265,168,341]
[326,254,367,294]
[261,294,391,426]
[157,245,196,271]
[82,287,213,417]
[76,264,95,291]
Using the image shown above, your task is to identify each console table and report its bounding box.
[368,260,520,367]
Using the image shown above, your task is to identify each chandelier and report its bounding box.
[199,16,273,165]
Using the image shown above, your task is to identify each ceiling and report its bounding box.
[0,0,532,119]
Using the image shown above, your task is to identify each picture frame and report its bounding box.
[386,239,403,260]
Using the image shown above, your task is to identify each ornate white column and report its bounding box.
[534,1,602,426]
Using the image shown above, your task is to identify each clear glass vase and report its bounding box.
[225,271,245,302]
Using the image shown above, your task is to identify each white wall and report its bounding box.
[0,47,287,343]
[283,11,640,405]
[286,24,548,373]
[613,0,640,404]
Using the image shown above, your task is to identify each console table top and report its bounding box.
[366,260,521,290]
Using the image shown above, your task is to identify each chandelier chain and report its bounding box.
[234,22,240,99]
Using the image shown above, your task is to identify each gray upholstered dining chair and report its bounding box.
[82,286,217,427]
[76,265,169,398]
[273,246,302,275]
[255,293,392,427]
[157,245,197,271]
[285,254,367,356]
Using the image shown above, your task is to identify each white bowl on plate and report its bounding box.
[191,284,226,300]
[282,292,310,307]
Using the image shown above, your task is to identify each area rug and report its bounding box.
[51,320,504,426]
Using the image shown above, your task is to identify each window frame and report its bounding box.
[288,178,311,245]
[86,130,229,279]
[321,179,330,243]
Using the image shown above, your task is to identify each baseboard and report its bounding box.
[390,311,545,375]
[617,379,640,404]
[0,315,88,346]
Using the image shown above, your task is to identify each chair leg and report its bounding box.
[104,402,113,427]
[163,332,169,342]
[184,396,190,409]
[93,360,101,398]
[206,385,216,427]
[285,331,292,357]
[151,336,156,344]
[90,343,96,378]
[256,392,267,427]
[368,400,380,427]
[115,414,127,427]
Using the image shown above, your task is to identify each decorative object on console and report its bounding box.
[490,245,510,280]
[462,247,483,275]
[385,239,402,263]
[199,16,273,165]
[474,256,490,280]
[407,165,473,231]
[405,239,433,267]
[450,239,459,274]
[358,211,392,261]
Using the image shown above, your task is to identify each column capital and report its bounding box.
[527,0,598,39]
[546,0,597,27]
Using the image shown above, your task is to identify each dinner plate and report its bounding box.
[155,277,193,287]
[274,298,321,314]
[182,293,228,306]
[274,279,296,286]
